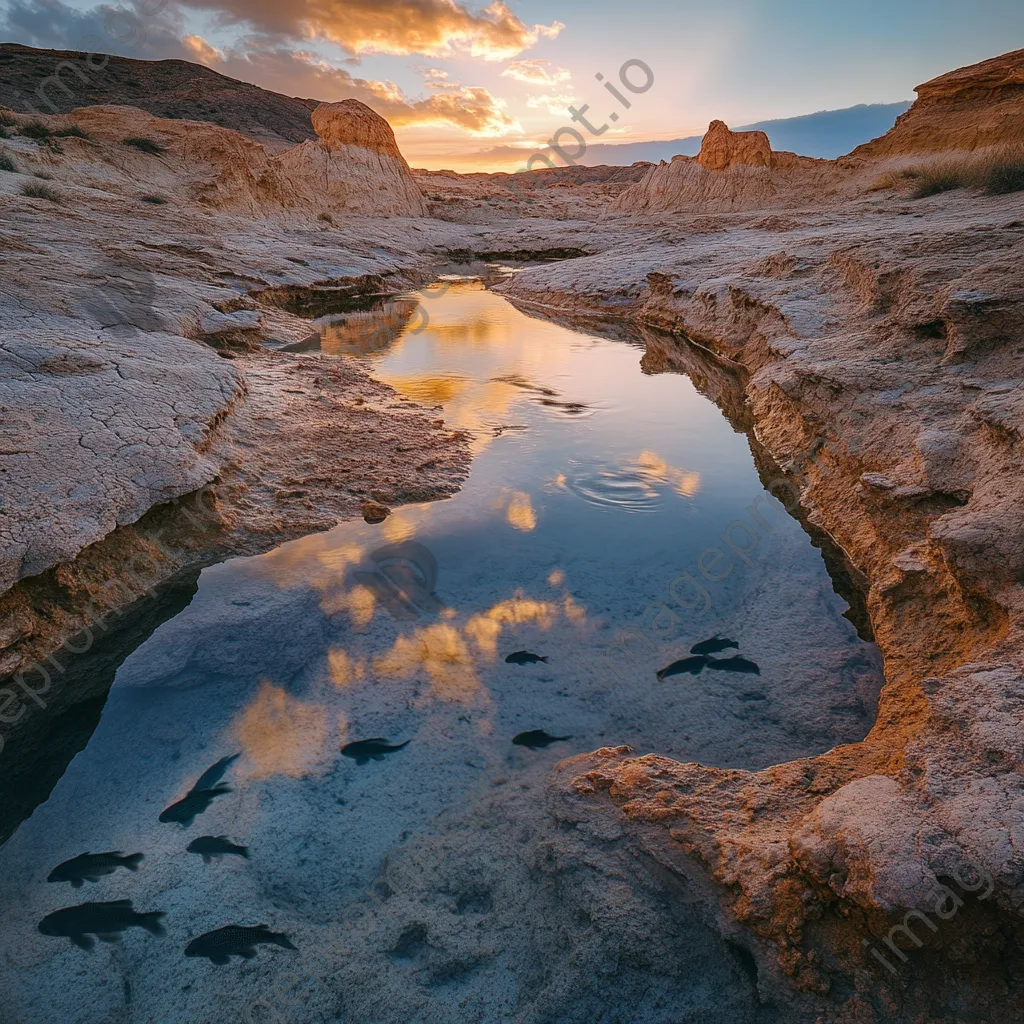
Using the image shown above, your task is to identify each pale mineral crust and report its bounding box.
[0,96,464,682]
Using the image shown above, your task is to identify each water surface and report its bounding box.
[0,279,881,1023]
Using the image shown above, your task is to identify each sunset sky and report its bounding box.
[2,0,1023,169]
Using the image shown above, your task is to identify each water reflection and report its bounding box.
[316,282,583,455]
[317,299,420,358]
[232,681,337,781]
[0,279,884,1024]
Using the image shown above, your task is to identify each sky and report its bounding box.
[2,0,1023,170]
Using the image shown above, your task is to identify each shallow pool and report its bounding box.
[0,279,881,1023]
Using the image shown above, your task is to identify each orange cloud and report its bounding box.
[464,595,557,659]
[374,623,483,703]
[634,451,702,498]
[186,42,520,136]
[505,491,537,532]
[232,681,335,780]
[186,0,563,61]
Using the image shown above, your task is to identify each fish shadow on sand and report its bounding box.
[47,852,144,888]
[185,924,297,965]
[505,650,548,666]
[657,637,760,681]
[187,836,250,863]
[38,900,166,950]
[341,738,411,766]
[159,753,241,827]
[512,730,572,750]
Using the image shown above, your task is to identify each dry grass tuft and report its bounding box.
[20,182,60,202]
[869,147,1024,199]
[123,136,166,155]
[18,121,52,140]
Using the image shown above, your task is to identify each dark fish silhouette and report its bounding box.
[512,730,572,750]
[192,753,241,792]
[341,738,410,765]
[656,656,707,681]
[705,656,761,675]
[38,900,166,950]
[690,635,740,657]
[159,753,240,827]
[48,852,144,888]
[185,924,297,965]
[505,651,549,665]
[187,836,250,863]
[159,785,232,827]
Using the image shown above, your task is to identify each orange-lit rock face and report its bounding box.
[696,120,774,171]
[312,99,406,162]
[915,47,1024,105]
[851,47,1024,157]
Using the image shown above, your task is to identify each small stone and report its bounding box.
[362,501,391,524]
[860,472,896,490]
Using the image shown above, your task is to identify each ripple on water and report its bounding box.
[565,462,667,514]
[534,396,597,419]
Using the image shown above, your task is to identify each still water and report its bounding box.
[0,279,881,1023]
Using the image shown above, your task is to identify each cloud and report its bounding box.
[502,59,571,86]
[0,0,525,136]
[0,0,192,60]
[526,93,575,115]
[191,40,522,136]
[182,34,222,64]
[183,0,564,61]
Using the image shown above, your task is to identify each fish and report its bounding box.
[512,730,572,750]
[185,924,297,965]
[656,656,707,681]
[159,785,232,827]
[505,651,549,665]
[705,655,761,675]
[191,753,241,792]
[38,900,166,950]
[186,836,250,864]
[689,635,740,657]
[341,738,410,766]
[48,852,144,888]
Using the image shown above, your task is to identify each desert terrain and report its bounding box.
[1,40,1023,1024]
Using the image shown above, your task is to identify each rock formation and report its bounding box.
[697,119,775,170]
[615,119,834,214]
[275,100,427,218]
[31,99,427,219]
[311,99,405,159]
[849,47,1024,158]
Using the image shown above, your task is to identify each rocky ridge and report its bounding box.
[0,42,319,147]
[850,47,1024,158]
[616,119,834,214]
